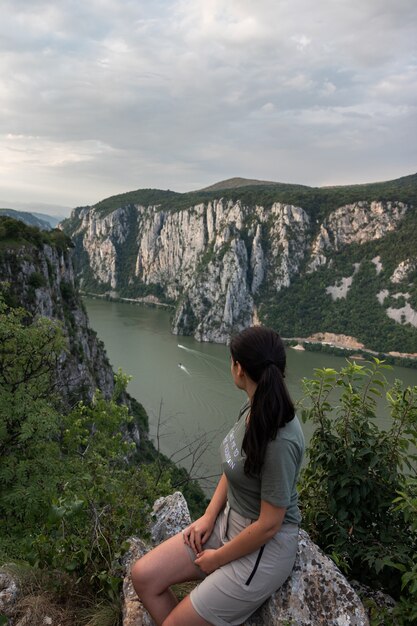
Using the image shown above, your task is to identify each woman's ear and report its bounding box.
[236,361,245,378]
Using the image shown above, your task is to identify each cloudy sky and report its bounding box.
[1,0,416,215]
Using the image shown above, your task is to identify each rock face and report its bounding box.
[63,200,311,343]
[308,201,407,271]
[122,493,369,626]
[248,530,368,626]
[62,196,415,347]
[0,571,19,616]
[122,493,192,626]
[0,239,116,408]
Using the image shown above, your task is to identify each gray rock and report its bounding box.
[63,198,311,343]
[64,197,410,344]
[150,491,192,545]
[0,570,19,615]
[122,494,191,626]
[122,538,154,626]
[123,496,369,626]
[245,530,369,626]
[350,579,396,621]
[308,201,407,271]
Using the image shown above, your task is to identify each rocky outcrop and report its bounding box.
[391,259,416,284]
[387,301,417,327]
[63,200,312,343]
[308,201,407,271]
[0,240,116,408]
[62,196,413,347]
[326,263,360,301]
[0,570,19,616]
[249,530,368,626]
[122,493,369,626]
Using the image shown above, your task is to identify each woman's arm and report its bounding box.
[195,499,286,574]
[183,473,228,554]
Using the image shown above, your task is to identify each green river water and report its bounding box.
[84,297,417,492]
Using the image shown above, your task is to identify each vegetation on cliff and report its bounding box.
[0,291,206,625]
[76,172,417,223]
[261,203,417,355]
[0,215,72,252]
[60,172,417,357]
[300,360,417,624]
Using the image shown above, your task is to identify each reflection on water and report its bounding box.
[84,297,417,492]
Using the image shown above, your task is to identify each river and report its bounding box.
[83,297,416,491]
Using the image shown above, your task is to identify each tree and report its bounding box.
[299,359,417,616]
[0,293,66,553]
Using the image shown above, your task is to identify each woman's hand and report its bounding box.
[182,513,215,554]
[195,549,221,574]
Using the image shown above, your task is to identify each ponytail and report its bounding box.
[230,327,295,476]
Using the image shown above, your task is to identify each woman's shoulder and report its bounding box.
[274,415,305,448]
[237,399,251,420]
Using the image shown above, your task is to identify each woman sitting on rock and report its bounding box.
[131,326,305,626]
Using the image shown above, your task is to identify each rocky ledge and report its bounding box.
[123,492,370,626]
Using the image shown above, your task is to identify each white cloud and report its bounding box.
[291,35,311,51]
[284,74,315,91]
[321,81,337,97]
[0,0,416,205]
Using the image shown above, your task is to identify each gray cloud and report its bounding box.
[0,0,416,208]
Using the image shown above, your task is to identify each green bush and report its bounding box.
[28,271,46,288]
[0,295,179,607]
[299,359,417,622]
[392,477,417,623]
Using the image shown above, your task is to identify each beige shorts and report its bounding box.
[184,503,299,626]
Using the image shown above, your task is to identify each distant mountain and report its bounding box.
[31,211,61,228]
[0,208,54,230]
[0,199,71,219]
[197,177,293,191]
[61,172,417,357]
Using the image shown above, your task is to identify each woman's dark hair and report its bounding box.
[230,326,295,476]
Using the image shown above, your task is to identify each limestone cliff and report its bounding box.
[0,230,116,408]
[308,201,408,271]
[61,183,417,352]
[63,200,311,343]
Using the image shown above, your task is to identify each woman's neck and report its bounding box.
[245,379,257,402]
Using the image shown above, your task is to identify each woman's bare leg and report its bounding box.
[162,595,212,626]
[131,532,205,626]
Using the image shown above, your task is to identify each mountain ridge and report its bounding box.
[70,172,417,223]
[61,180,417,357]
[0,207,53,230]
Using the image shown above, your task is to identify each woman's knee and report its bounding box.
[131,555,158,595]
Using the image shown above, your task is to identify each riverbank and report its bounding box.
[81,292,417,369]
[284,332,417,369]
[80,290,175,309]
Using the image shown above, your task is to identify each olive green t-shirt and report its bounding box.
[220,409,305,525]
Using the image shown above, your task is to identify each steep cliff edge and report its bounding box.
[61,174,417,353]
[62,199,311,343]
[0,217,118,408]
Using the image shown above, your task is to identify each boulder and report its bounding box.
[150,491,192,544]
[123,493,369,626]
[245,530,368,626]
[122,492,193,626]
[122,538,153,626]
[0,570,19,615]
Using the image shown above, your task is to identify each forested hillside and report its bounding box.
[1,216,417,625]
[61,173,417,356]
[261,202,417,354]
[0,217,206,624]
